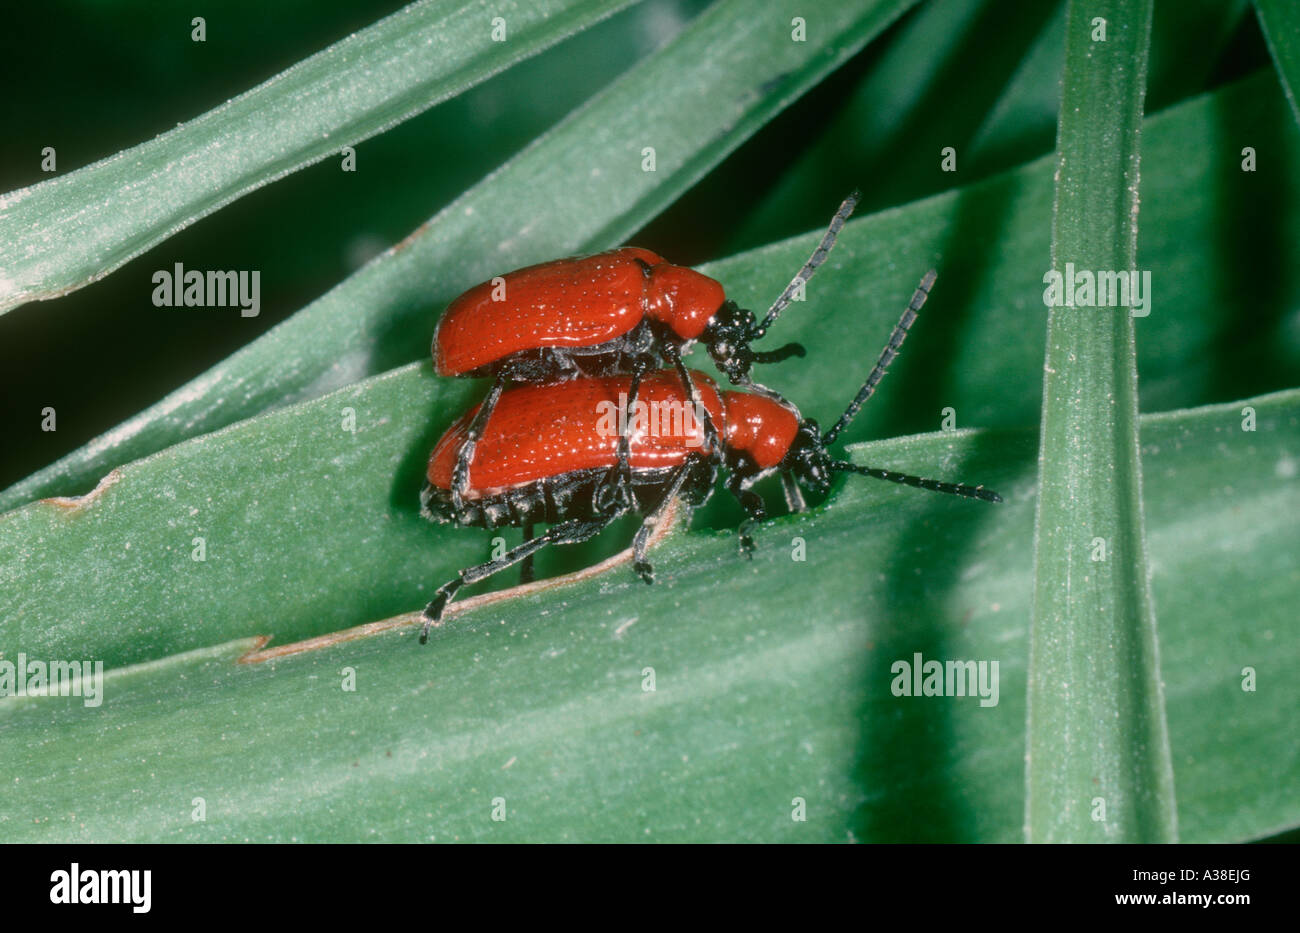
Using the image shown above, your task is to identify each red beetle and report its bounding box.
[418,271,1000,636]
[431,192,861,509]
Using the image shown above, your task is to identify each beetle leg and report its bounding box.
[519,522,536,584]
[614,368,643,508]
[631,455,695,583]
[421,517,612,640]
[727,470,771,557]
[452,372,507,513]
[593,368,643,513]
[666,348,721,459]
[781,471,807,513]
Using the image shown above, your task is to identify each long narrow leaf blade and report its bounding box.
[1026,0,1177,843]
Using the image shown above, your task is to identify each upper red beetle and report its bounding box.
[431,192,861,508]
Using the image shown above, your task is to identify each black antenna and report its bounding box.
[830,461,1002,503]
[749,342,806,365]
[819,269,1002,504]
[752,190,861,340]
[820,269,935,447]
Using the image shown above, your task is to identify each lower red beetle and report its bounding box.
[418,270,1001,638]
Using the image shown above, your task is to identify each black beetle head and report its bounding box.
[701,301,805,385]
[701,301,758,384]
[781,418,835,495]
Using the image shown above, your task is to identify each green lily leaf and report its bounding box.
[3,390,1296,842]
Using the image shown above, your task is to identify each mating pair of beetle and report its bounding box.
[419,193,1000,638]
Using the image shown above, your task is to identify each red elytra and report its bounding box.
[433,249,725,378]
[426,371,727,495]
